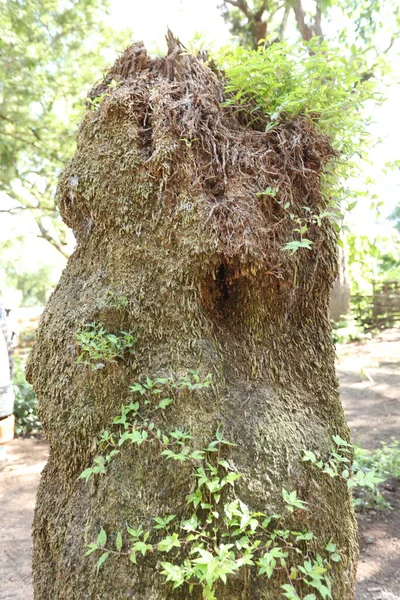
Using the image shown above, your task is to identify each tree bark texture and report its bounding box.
[27,38,358,600]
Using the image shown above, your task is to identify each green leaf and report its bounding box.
[160,562,185,587]
[302,450,317,463]
[294,531,313,542]
[157,533,181,552]
[96,551,109,571]
[332,435,351,448]
[283,239,313,253]
[115,532,123,552]
[257,186,277,197]
[282,488,308,511]
[132,541,152,556]
[78,468,94,482]
[153,514,176,530]
[97,528,107,548]
[129,382,146,395]
[190,450,205,460]
[85,543,98,556]
[158,398,173,409]
[325,540,336,553]
[181,514,199,532]
[280,583,301,599]
[127,526,143,540]
[347,200,357,211]
[224,472,242,485]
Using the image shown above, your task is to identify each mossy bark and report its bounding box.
[27,38,358,600]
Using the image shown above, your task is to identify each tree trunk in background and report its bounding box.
[330,245,351,322]
[27,38,358,600]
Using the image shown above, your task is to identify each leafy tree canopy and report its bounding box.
[0,0,131,256]
[390,207,400,233]
[347,230,400,294]
[219,0,400,58]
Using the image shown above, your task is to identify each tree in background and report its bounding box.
[0,236,57,306]
[219,0,399,53]
[0,0,131,257]
[389,200,400,235]
[347,231,400,295]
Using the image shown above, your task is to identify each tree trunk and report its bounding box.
[27,38,358,600]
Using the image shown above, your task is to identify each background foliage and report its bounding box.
[13,356,42,435]
[0,0,130,256]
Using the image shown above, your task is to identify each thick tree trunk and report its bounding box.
[27,38,357,600]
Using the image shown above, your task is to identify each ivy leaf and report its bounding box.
[132,541,152,556]
[78,468,94,483]
[283,239,313,253]
[96,551,109,572]
[224,472,242,485]
[160,562,185,587]
[129,382,146,395]
[330,553,341,562]
[158,398,173,409]
[115,532,123,552]
[157,534,181,552]
[332,435,351,447]
[96,528,107,548]
[325,540,336,553]
[302,450,317,463]
[190,450,205,460]
[281,583,301,599]
[85,543,98,556]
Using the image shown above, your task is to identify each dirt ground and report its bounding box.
[337,328,400,600]
[0,329,399,600]
[0,438,48,600]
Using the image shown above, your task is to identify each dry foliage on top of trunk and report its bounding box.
[64,31,336,283]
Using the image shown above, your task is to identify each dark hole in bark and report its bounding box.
[201,261,240,323]
[203,175,226,197]
[137,110,153,159]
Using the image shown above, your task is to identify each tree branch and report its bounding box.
[0,186,68,257]
[383,36,395,54]
[314,0,324,38]
[0,206,56,214]
[224,0,252,20]
[279,4,291,38]
[0,112,14,124]
[224,0,269,45]
[0,129,41,150]
[293,0,313,41]
[255,0,269,21]
[36,220,69,258]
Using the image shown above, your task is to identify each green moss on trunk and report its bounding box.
[27,36,357,600]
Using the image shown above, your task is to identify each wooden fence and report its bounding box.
[352,280,400,330]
